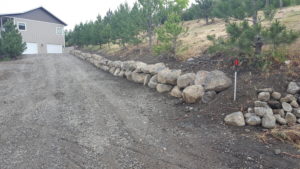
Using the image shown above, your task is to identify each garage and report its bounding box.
[23,43,38,54]
[47,44,63,54]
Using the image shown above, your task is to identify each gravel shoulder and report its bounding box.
[0,54,299,169]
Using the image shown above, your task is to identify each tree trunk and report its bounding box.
[252,0,258,25]
[147,16,153,54]
[205,16,209,25]
[279,0,283,9]
[265,0,270,7]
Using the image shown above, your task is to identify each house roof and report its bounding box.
[0,7,67,26]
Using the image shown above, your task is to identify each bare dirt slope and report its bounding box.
[0,54,299,169]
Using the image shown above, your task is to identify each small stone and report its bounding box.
[246,115,262,126]
[287,82,300,94]
[201,91,217,104]
[268,100,282,109]
[290,100,299,108]
[156,84,173,93]
[274,114,287,125]
[280,94,297,103]
[297,119,300,124]
[262,113,276,129]
[245,129,251,132]
[293,108,300,118]
[272,92,282,100]
[282,102,293,112]
[224,112,245,127]
[274,149,281,155]
[257,88,273,93]
[247,107,254,114]
[170,86,182,98]
[258,92,270,102]
[285,112,297,125]
[273,109,285,117]
[254,107,273,117]
[254,101,270,108]
[244,112,255,119]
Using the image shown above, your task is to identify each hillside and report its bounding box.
[84,5,300,61]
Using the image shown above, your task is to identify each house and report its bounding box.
[0,7,67,54]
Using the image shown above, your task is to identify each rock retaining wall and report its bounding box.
[70,50,232,104]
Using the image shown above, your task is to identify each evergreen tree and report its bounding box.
[195,0,214,24]
[0,20,26,58]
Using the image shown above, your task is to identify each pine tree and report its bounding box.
[0,20,26,58]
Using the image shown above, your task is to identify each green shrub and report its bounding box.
[0,20,26,58]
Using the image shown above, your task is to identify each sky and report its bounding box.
[0,0,195,30]
[0,0,137,30]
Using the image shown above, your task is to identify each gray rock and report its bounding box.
[247,107,254,114]
[170,86,182,98]
[287,82,300,94]
[274,114,287,125]
[246,115,262,126]
[280,94,297,103]
[157,69,182,85]
[224,112,245,127]
[177,73,196,88]
[285,112,297,125]
[182,85,205,104]
[268,100,282,109]
[125,71,133,81]
[244,112,255,119]
[254,107,273,117]
[203,70,232,92]
[131,72,148,84]
[201,91,217,104]
[274,149,281,155]
[194,71,209,86]
[258,92,270,102]
[113,68,121,76]
[148,75,158,89]
[282,102,293,112]
[297,118,300,124]
[254,101,270,108]
[257,88,273,93]
[117,70,125,77]
[142,63,167,75]
[273,109,285,117]
[109,67,116,74]
[292,108,300,118]
[262,113,276,129]
[272,92,282,100]
[156,84,173,93]
[290,100,299,108]
[144,74,152,86]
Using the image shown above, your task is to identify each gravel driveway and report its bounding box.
[0,54,299,169]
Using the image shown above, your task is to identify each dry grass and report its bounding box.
[258,125,300,150]
[93,5,300,61]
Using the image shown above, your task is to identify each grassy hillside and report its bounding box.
[84,5,300,61]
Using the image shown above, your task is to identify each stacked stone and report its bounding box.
[70,50,232,104]
[225,82,300,128]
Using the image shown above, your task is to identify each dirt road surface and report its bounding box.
[0,54,299,169]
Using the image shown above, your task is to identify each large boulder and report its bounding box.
[258,92,271,102]
[262,113,276,129]
[194,71,209,86]
[134,62,148,73]
[201,91,217,104]
[123,61,137,71]
[246,115,262,126]
[224,112,245,127]
[254,107,273,117]
[285,112,297,125]
[182,85,205,103]
[203,70,232,92]
[170,86,182,98]
[287,82,300,94]
[142,63,166,74]
[131,72,148,84]
[157,69,182,85]
[177,73,196,88]
[156,84,173,93]
[148,75,158,89]
[292,108,300,118]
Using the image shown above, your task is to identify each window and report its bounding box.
[18,22,26,31]
[56,27,63,35]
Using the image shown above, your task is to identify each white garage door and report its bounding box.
[23,43,38,54]
[47,44,63,54]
